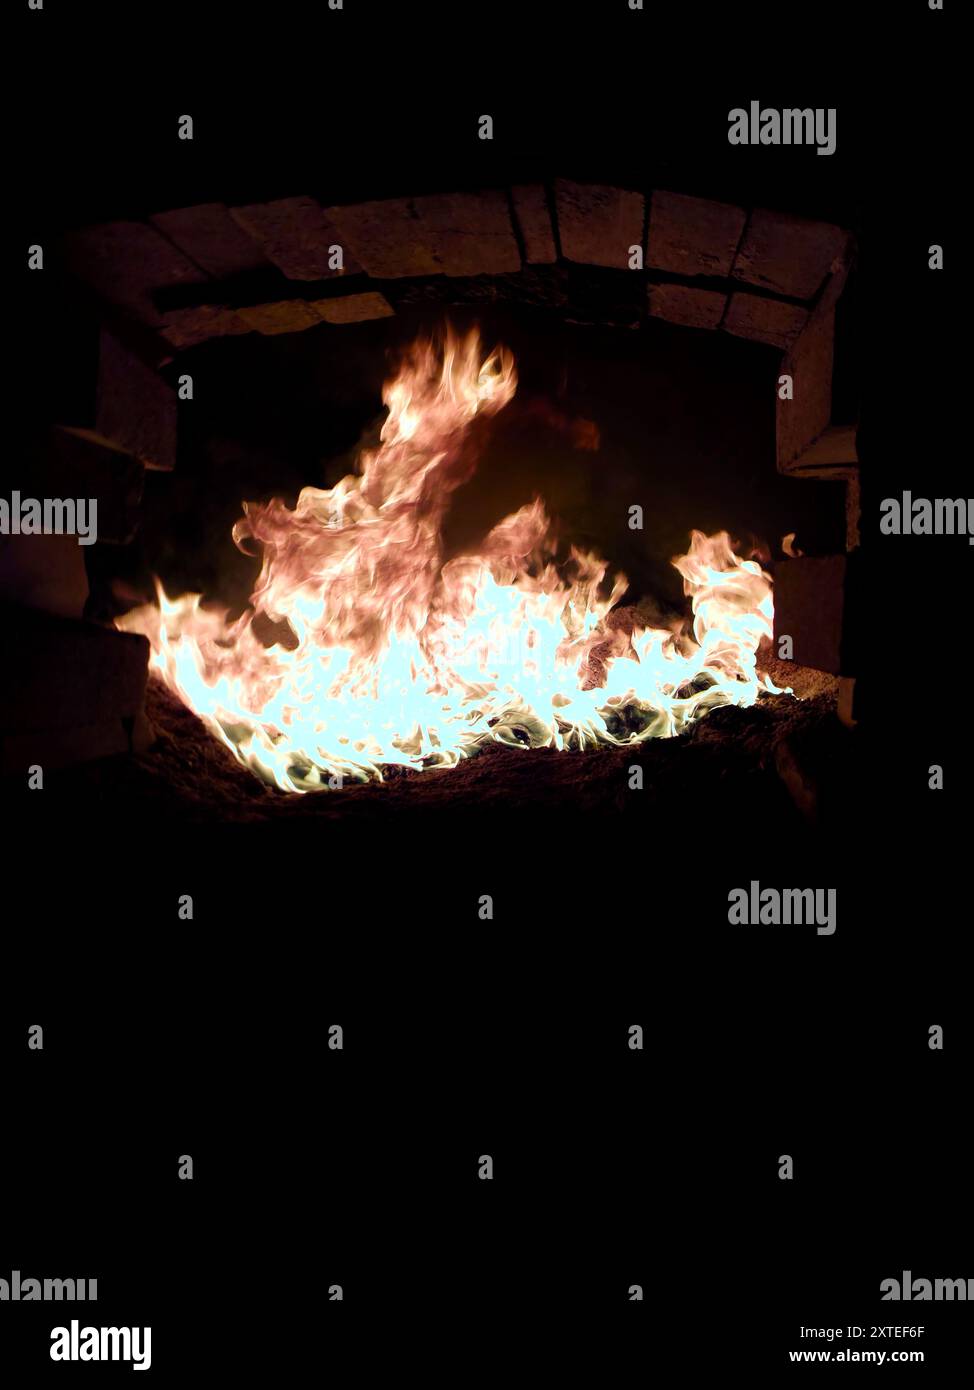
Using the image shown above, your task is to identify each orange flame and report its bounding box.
[118,328,787,792]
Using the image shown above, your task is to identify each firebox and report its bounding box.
[4,175,861,833]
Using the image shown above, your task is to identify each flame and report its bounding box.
[118,328,787,792]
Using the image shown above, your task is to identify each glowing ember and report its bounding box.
[118,328,787,792]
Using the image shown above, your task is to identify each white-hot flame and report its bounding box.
[118,329,785,792]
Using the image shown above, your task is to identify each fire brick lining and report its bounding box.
[61,184,852,359]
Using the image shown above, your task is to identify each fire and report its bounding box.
[117,328,786,792]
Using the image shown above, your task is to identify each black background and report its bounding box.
[4,0,971,1380]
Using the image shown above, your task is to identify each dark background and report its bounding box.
[3,849,971,1377]
[4,0,971,1380]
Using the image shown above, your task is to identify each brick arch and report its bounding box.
[64,179,858,483]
